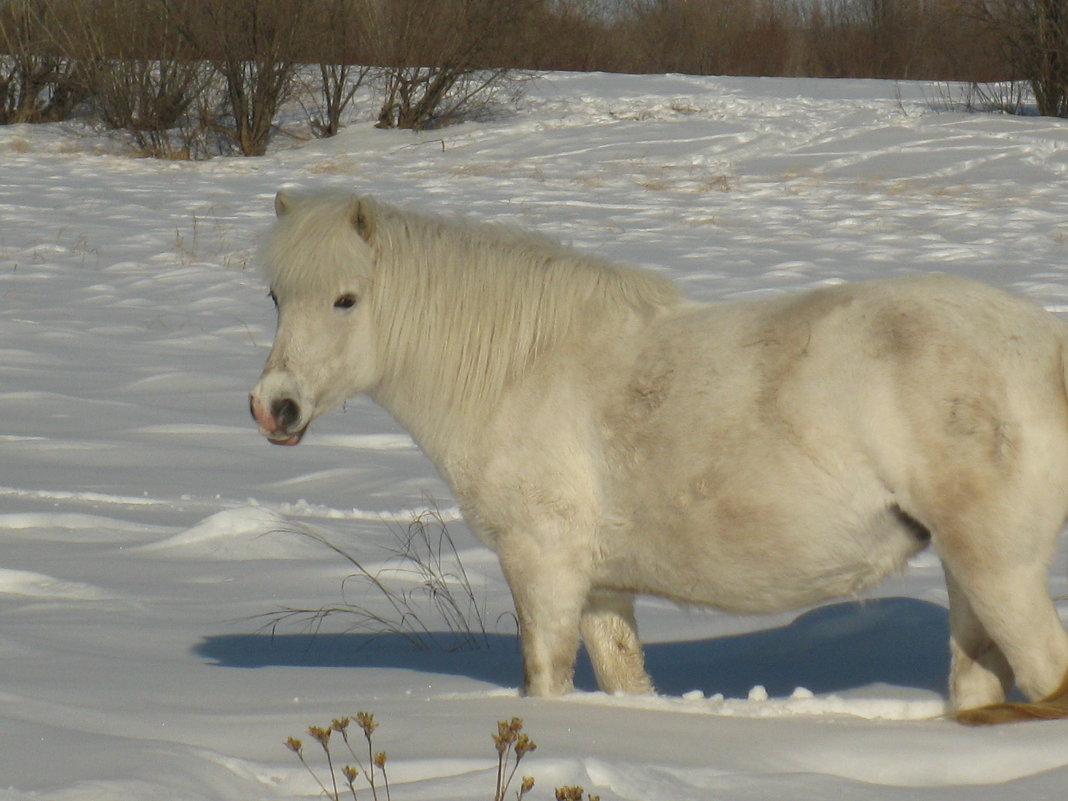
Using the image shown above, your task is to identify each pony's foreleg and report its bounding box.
[581,590,654,695]
[497,533,592,697]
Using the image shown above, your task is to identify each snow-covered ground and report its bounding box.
[3,72,1068,800]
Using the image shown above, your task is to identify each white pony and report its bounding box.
[250,192,1068,724]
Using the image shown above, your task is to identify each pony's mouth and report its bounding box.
[266,429,304,446]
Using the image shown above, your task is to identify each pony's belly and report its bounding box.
[598,505,927,615]
[672,545,918,613]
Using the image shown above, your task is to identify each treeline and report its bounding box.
[0,0,1056,158]
[1,0,557,156]
[533,0,1005,82]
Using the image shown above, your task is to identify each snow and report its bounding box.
[3,72,1068,800]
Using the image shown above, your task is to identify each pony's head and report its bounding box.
[250,190,681,447]
[249,192,381,445]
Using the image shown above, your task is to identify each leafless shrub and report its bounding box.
[0,53,82,124]
[298,0,373,138]
[161,0,307,156]
[930,79,1031,116]
[968,0,1068,117]
[304,63,373,139]
[58,0,218,158]
[368,0,540,130]
[375,66,533,130]
[0,0,90,123]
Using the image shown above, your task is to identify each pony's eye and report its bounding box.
[334,294,358,309]
[268,290,278,308]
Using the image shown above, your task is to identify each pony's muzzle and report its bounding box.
[249,393,305,446]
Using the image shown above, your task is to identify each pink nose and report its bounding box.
[249,394,278,433]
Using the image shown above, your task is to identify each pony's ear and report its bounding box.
[274,191,292,217]
[350,197,375,243]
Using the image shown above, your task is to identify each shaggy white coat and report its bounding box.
[250,192,1068,723]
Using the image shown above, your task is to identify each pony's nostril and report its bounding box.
[272,398,301,431]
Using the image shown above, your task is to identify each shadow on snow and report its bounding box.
[195,596,949,699]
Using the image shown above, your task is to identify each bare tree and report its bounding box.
[162,0,306,155]
[63,0,217,157]
[369,0,540,130]
[0,0,90,123]
[970,0,1068,116]
[302,0,373,138]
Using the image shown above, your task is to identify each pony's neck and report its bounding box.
[366,209,680,464]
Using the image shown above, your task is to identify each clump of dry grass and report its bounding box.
[287,711,391,801]
[492,717,537,801]
[554,788,600,801]
[265,504,493,651]
[287,714,556,801]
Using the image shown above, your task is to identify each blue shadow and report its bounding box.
[195,596,949,699]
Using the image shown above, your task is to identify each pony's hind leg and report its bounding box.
[580,590,654,695]
[944,567,1014,710]
[933,509,1068,723]
[949,558,1068,704]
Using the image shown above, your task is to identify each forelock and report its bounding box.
[261,194,372,294]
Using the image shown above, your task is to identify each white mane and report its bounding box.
[368,200,681,410]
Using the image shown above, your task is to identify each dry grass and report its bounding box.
[264,505,493,652]
[287,712,393,801]
[285,714,604,801]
